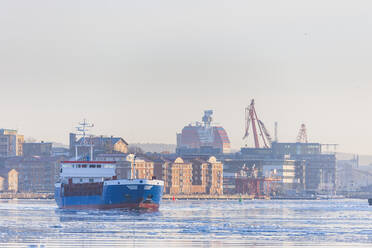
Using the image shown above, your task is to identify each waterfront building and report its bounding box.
[234,142,336,194]
[168,157,193,195]
[23,141,52,157]
[0,175,5,191]
[0,168,19,192]
[0,129,24,157]
[161,156,223,195]
[69,133,128,158]
[336,158,372,193]
[271,142,336,193]
[8,169,18,192]
[222,153,306,195]
[97,153,224,195]
[125,154,154,180]
[96,153,155,180]
[52,147,70,157]
[3,156,65,193]
[207,156,224,195]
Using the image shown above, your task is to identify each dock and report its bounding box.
[162,194,256,200]
[0,193,256,200]
[0,193,54,199]
[0,193,319,200]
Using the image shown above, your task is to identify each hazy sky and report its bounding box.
[1,0,372,154]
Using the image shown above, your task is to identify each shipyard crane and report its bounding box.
[296,123,308,143]
[242,99,272,148]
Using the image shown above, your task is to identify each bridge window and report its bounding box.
[89,165,96,168]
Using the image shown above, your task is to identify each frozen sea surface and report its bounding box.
[0,198,371,247]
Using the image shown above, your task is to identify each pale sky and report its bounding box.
[1,0,372,154]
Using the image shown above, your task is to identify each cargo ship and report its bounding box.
[54,120,164,210]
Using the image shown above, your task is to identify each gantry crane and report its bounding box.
[296,123,308,143]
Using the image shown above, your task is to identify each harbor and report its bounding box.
[1,198,371,247]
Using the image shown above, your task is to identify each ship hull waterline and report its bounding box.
[55,181,164,211]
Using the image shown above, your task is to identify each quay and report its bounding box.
[0,193,326,200]
[162,194,256,200]
[0,193,256,200]
[0,193,54,199]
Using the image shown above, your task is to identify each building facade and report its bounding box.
[0,129,24,157]
[3,156,64,193]
[163,156,223,195]
[23,142,53,157]
[69,133,128,158]
[96,153,224,195]
[272,142,336,193]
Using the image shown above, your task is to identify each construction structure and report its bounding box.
[234,162,281,198]
[243,99,272,148]
[176,110,231,155]
[233,99,285,197]
[296,124,308,143]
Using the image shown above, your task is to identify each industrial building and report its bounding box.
[336,157,372,194]
[176,110,231,155]
[219,100,337,196]
[221,155,304,196]
[271,142,336,193]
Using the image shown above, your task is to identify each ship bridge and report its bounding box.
[60,161,116,183]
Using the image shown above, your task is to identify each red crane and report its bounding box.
[243,99,272,148]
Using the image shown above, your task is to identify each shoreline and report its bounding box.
[0,193,369,200]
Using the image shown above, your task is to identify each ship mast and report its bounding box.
[75,119,94,161]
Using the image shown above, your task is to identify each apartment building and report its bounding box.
[0,129,24,157]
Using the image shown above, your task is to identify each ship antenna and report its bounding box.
[75,119,94,160]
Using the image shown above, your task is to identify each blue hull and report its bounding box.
[55,181,163,210]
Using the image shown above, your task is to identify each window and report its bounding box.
[89,165,96,168]
[89,178,94,183]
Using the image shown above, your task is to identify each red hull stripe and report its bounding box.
[61,161,116,164]
[60,203,159,210]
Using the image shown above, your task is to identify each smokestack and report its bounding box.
[274,122,278,142]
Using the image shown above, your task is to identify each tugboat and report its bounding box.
[54,120,164,210]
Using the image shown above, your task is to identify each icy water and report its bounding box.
[0,199,371,247]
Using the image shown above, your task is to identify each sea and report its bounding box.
[0,198,371,247]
